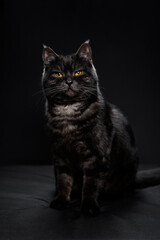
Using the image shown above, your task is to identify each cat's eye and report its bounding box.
[75,71,82,76]
[55,72,63,78]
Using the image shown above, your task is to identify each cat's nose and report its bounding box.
[65,78,73,86]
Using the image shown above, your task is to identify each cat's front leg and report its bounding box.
[50,166,73,209]
[81,159,107,216]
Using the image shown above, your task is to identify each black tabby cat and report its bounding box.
[42,41,160,216]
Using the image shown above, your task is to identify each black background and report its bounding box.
[1,0,160,164]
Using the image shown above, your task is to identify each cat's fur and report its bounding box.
[42,41,160,216]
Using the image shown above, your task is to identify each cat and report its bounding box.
[42,40,160,216]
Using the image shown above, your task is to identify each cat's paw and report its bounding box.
[82,198,100,216]
[50,197,70,210]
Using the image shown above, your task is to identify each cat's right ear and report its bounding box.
[42,45,59,66]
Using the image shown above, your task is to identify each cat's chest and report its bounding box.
[53,103,81,116]
[47,103,82,135]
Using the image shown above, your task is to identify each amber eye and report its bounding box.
[75,71,82,76]
[55,72,63,77]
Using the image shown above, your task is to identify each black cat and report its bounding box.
[42,41,160,216]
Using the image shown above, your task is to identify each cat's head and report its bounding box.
[42,41,99,103]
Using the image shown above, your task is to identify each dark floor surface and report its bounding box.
[0,165,160,240]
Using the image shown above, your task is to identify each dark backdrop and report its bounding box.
[1,0,160,164]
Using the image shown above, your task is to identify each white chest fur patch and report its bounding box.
[54,103,81,116]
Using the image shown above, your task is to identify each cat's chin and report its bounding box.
[65,88,76,97]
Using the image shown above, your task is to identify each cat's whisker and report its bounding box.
[82,88,98,98]
[32,87,57,97]
[32,89,45,97]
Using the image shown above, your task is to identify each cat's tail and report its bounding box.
[135,168,160,189]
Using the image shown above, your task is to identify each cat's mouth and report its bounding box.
[65,87,75,97]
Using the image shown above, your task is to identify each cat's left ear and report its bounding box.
[75,40,92,61]
[42,45,59,65]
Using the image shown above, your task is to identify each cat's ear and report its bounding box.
[75,40,92,61]
[42,45,59,65]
